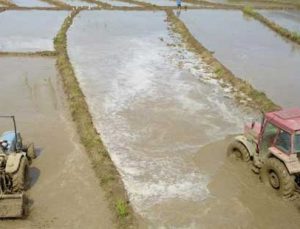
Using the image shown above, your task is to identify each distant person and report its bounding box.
[176,0,182,8]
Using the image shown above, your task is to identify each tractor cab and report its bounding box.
[0,131,23,153]
[228,108,300,197]
[258,108,300,158]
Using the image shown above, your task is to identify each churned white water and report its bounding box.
[68,10,247,226]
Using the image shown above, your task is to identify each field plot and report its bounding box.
[11,0,53,7]
[67,10,260,227]
[259,10,300,34]
[0,10,69,52]
[58,0,97,6]
[180,10,300,107]
[0,57,112,229]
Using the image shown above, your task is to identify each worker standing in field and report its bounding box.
[176,0,182,8]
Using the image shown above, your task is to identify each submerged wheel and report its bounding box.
[227,140,250,162]
[12,157,29,193]
[260,158,295,197]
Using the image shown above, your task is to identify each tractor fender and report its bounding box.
[269,147,300,174]
[5,153,26,174]
[234,135,257,157]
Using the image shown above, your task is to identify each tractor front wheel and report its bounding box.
[12,157,29,193]
[260,158,294,197]
[227,140,250,162]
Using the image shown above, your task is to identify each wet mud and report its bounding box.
[0,57,113,229]
[179,9,300,107]
[189,137,300,229]
[0,10,69,52]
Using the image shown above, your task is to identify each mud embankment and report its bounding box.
[243,6,300,45]
[0,51,57,57]
[53,9,139,228]
[166,9,279,112]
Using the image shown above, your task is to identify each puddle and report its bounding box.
[68,10,248,227]
[95,0,139,7]
[11,0,53,7]
[259,10,300,34]
[0,10,69,52]
[58,0,98,6]
[180,9,300,107]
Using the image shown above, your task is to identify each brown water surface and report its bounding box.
[0,57,113,229]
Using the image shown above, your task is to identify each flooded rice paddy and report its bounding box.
[11,0,53,7]
[0,10,69,52]
[259,10,300,34]
[180,9,300,107]
[67,10,261,227]
[0,57,112,228]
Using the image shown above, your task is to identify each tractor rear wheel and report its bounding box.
[227,140,250,162]
[26,143,36,161]
[12,157,29,193]
[260,158,294,197]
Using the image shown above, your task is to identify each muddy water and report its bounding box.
[260,10,300,34]
[59,0,97,6]
[0,10,69,52]
[68,10,252,227]
[191,137,300,229]
[180,10,300,107]
[0,57,113,228]
[11,0,53,7]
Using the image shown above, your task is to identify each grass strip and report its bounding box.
[0,51,57,57]
[53,9,138,228]
[0,0,16,7]
[82,0,113,7]
[243,6,300,45]
[115,0,157,8]
[166,9,279,112]
[40,0,72,8]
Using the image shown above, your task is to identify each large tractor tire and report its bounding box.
[23,142,36,164]
[227,140,250,162]
[260,158,295,197]
[26,143,36,161]
[12,157,29,193]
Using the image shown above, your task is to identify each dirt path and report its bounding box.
[0,57,114,229]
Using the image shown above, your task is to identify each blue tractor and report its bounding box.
[0,116,36,218]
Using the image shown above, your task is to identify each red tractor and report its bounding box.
[227,108,300,197]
